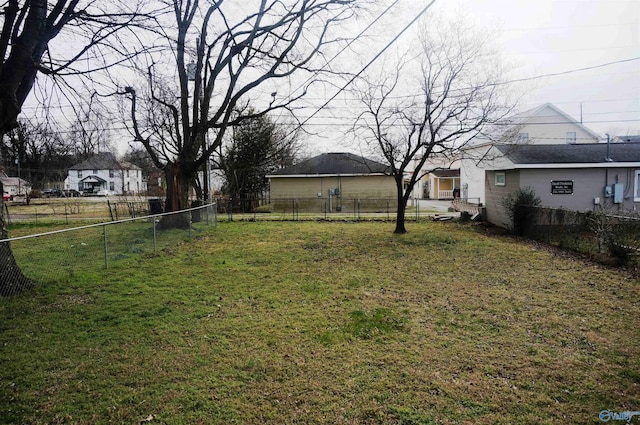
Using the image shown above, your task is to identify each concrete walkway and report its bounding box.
[414,199,455,213]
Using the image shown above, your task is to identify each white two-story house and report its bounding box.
[459,103,601,205]
[65,152,146,196]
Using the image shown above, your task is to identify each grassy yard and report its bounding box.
[0,221,639,424]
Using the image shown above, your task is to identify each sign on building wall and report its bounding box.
[550,180,574,195]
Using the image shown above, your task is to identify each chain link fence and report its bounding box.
[2,198,162,224]
[1,203,217,297]
[214,196,449,221]
[514,205,640,265]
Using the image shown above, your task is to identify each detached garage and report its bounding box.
[267,152,395,213]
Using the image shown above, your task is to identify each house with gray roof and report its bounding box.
[460,103,601,205]
[64,152,146,196]
[483,143,640,228]
[267,152,395,213]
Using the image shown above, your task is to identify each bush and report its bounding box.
[253,204,272,213]
[500,187,541,236]
[587,206,640,266]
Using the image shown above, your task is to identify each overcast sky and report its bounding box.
[452,0,639,135]
[304,0,640,155]
[18,0,640,157]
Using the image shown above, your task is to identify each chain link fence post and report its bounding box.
[103,224,108,269]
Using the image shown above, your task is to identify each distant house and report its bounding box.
[460,103,601,205]
[267,152,395,213]
[0,171,31,198]
[483,143,640,228]
[405,154,461,201]
[64,152,146,196]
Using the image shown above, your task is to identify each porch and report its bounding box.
[428,169,460,200]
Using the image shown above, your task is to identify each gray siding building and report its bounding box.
[484,143,640,228]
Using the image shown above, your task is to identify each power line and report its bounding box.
[285,0,403,101]
[491,56,640,86]
[292,0,439,134]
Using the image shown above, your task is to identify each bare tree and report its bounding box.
[114,0,358,228]
[0,0,158,294]
[67,107,115,158]
[352,15,515,234]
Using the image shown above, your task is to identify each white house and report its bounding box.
[0,172,31,198]
[65,152,146,196]
[407,155,462,200]
[459,103,601,205]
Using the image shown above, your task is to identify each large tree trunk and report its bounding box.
[394,177,407,234]
[0,182,34,296]
[160,162,192,229]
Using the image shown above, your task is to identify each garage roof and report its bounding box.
[269,152,390,176]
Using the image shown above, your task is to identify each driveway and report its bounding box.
[414,199,454,213]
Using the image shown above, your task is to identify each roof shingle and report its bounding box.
[269,152,390,176]
[496,143,640,164]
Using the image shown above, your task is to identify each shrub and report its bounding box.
[500,186,541,236]
[587,206,640,266]
[253,204,272,213]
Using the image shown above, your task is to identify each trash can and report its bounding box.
[191,200,202,222]
[149,198,163,215]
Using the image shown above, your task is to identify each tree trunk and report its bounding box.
[0,182,34,296]
[160,162,192,229]
[394,177,407,234]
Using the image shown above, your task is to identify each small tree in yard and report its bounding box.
[217,111,301,212]
[352,14,515,234]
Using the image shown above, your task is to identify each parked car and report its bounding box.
[64,189,80,197]
[2,192,11,201]
[43,188,63,198]
[96,189,110,197]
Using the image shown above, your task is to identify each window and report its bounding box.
[495,172,506,186]
[566,132,577,143]
[635,170,640,202]
[518,133,529,143]
[109,182,115,191]
[109,169,114,178]
[93,169,98,175]
[78,170,82,178]
[126,170,130,178]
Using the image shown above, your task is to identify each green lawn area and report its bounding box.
[1,221,639,424]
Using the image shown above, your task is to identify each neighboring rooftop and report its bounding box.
[431,169,460,178]
[495,143,640,164]
[269,152,390,176]
[69,152,139,170]
[614,135,640,144]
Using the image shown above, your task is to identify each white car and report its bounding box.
[96,189,110,197]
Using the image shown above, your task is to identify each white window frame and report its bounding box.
[566,132,577,143]
[495,172,506,186]
[634,170,640,202]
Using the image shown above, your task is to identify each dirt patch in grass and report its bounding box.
[0,221,639,424]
